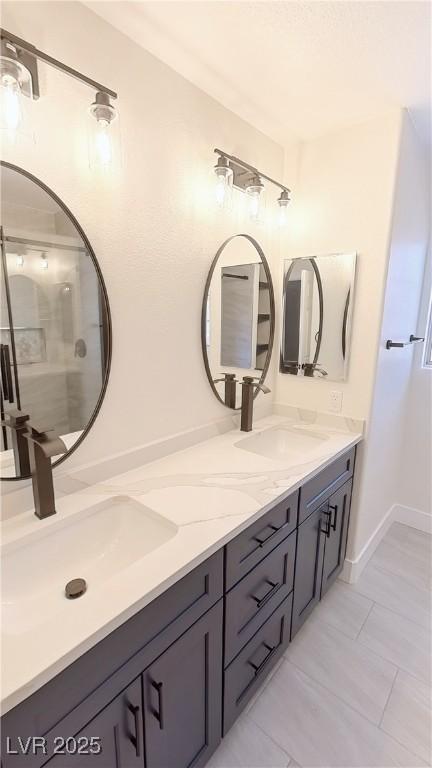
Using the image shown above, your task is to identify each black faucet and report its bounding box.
[213,373,238,408]
[1,410,31,476]
[240,376,270,432]
[24,424,67,519]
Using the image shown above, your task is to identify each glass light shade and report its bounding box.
[214,164,233,209]
[0,51,33,139]
[246,182,265,222]
[277,190,290,227]
[88,93,118,171]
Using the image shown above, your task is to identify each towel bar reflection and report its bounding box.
[386,335,424,350]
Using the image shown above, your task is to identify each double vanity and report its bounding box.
[1,415,361,767]
[1,161,362,767]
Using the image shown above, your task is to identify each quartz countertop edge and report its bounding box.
[1,414,362,714]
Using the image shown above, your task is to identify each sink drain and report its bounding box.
[65,578,87,599]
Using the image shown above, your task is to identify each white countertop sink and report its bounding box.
[1,413,363,713]
[236,425,328,462]
[1,495,177,636]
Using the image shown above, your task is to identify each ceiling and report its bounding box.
[87,1,431,149]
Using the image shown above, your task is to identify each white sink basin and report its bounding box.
[1,495,177,635]
[236,426,328,462]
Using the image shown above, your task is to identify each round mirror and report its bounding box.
[201,234,274,409]
[0,162,111,479]
[280,257,323,376]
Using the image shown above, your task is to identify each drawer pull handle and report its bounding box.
[329,504,338,531]
[248,642,277,677]
[320,508,332,538]
[151,681,164,730]
[252,580,281,609]
[127,703,141,757]
[253,523,283,548]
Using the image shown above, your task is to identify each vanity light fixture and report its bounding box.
[0,27,118,160]
[213,148,291,225]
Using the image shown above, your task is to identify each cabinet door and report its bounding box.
[291,505,326,638]
[45,678,143,767]
[321,479,353,598]
[143,601,223,768]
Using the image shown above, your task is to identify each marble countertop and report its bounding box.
[1,413,362,714]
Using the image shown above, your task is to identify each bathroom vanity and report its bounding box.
[1,431,357,768]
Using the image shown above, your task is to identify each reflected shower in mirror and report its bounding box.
[280,253,356,381]
[0,162,111,479]
[202,234,274,409]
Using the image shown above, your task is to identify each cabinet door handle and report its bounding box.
[320,508,331,538]
[127,703,141,757]
[251,580,281,609]
[253,521,287,548]
[329,504,338,531]
[151,680,164,730]
[248,642,277,677]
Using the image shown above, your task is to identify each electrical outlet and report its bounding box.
[330,390,343,413]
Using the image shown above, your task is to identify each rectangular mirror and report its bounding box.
[280,252,356,381]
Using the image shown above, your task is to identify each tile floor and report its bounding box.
[208,523,432,768]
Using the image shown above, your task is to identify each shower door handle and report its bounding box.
[0,344,14,403]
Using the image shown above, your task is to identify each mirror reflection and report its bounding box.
[280,253,356,381]
[0,163,111,479]
[202,234,274,409]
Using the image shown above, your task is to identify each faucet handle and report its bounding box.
[25,423,67,459]
[241,376,271,395]
[213,373,238,383]
[1,410,30,429]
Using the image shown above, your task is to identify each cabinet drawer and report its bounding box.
[225,491,298,590]
[224,531,296,665]
[298,447,355,525]
[223,595,292,734]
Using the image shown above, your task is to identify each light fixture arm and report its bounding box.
[0,27,117,100]
[214,148,290,194]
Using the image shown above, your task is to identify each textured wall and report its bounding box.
[0,1,286,488]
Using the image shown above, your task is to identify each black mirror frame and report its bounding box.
[279,257,323,375]
[201,233,275,410]
[0,160,112,481]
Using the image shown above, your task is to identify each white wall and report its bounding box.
[0,1,291,489]
[397,249,431,521]
[276,112,402,419]
[348,112,430,563]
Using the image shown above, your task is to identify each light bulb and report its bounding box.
[246,178,264,222]
[214,156,233,209]
[0,73,22,134]
[94,118,112,167]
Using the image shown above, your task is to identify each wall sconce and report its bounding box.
[15,254,24,268]
[213,148,291,225]
[0,27,118,165]
[40,253,48,270]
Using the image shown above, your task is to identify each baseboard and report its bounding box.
[392,503,432,534]
[341,502,432,583]
[340,505,394,584]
